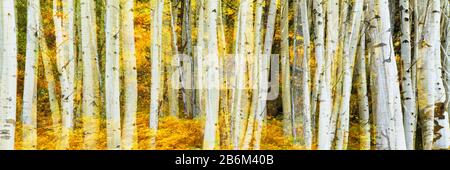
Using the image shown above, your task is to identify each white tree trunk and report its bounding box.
[231,0,249,150]
[105,0,121,150]
[149,0,164,149]
[53,0,76,150]
[441,0,450,150]
[280,0,292,139]
[313,0,328,149]
[355,28,371,150]
[335,0,364,150]
[242,0,263,150]
[399,0,418,150]
[80,0,100,150]
[195,0,205,118]
[368,0,406,150]
[203,0,220,150]
[121,0,138,150]
[0,0,17,150]
[299,0,312,149]
[254,0,278,150]
[22,0,40,150]
[417,0,442,150]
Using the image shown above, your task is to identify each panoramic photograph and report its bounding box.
[0,0,449,151]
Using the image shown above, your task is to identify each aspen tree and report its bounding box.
[0,0,17,150]
[428,0,450,149]
[240,0,255,149]
[280,0,293,139]
[440,0,450,149]
[120,0,138,150]
[203,0,220,150]
[335,0,364,150]
[149,0,164,149]
[39,14,62,145]
[194,0,205,118]
[167,1,179,118]
[80,0,100,150]
[299,0,312,149]
[22,0,40,149]
[400,0,418,150]
[254,0,278,150]
[181,0,194,117]
[105,0,121,150]
[355,27,371,150]
[417,0,442,150]
[329,0,349,144]
[53,0,76,149]
[313,0,327,149]
[368,0,406,150]
[231,0,249,150]
[242,0,264,150]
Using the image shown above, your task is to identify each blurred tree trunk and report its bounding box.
[194,0,205,119]
[121,0,138,150]
[231,0,249,150]
[149,0,164,149]
[53,0,76,150]
[181,0,194,118]
[335,0,364,150]
[168,0,180,118]
[355,25,371,150]
[39,13,62,149]
[280,0,292,140]
[242,0,263,150]
[254,0,278,150]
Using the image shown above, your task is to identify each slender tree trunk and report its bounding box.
[167,1,180,118]
[181,0,194,118]
[312,0,328,149]
[203,0,220,150]
[53,0,76,150]
[417,0,442,150]
[120,0,138,150]
[335,0,364,150]
[194,0,205,119]
[299,0,312,149]
[22,0,40,150]
[0,0,17,150]
[254,0,278,150]
[149,0,164,149]
[242,0,264,150]
[80,0,100,150]
[355,27,371,150]
[400,0,418,150]
[280,0,292,139]
[231,0,249,150]
[39,15,62,147]
[440,0,450,149]
[105,0,121,150]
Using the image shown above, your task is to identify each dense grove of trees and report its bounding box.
[0,0,449,150]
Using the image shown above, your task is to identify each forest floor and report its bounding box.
[15,115,294,150]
